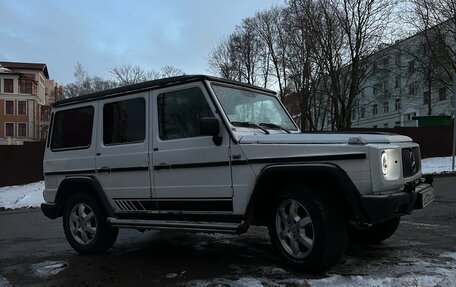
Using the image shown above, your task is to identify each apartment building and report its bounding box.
[351,27,454,129]
[0,61,63,144]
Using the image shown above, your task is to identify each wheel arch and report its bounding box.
[53,176,115,218]
[244,163,369,226]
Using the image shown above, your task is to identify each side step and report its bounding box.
[107,217,242,234]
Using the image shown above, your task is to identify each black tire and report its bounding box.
[63,192,118,254]
[347,217,400,244]
[268,186,347,273]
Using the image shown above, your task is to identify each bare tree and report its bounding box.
[64,63,117,98]
[159,65,185,78]
[109,63,147,85]
[408,0,456,113]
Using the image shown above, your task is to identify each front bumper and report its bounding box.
[360,178,434,223]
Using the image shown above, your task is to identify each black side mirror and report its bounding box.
[200,117,222,146]
[200,117,220,136]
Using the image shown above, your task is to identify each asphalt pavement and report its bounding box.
[0,176,455,286]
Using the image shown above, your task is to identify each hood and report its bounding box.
[238,132,412,144]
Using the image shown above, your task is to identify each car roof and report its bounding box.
[53,74,276,107]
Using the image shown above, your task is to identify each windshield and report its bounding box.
[212,85,298,131]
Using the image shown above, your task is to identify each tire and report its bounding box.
[63,192,118,254]
[347,217,400,244]
[268,186,347,273]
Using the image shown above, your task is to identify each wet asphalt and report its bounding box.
[0,176,455,286]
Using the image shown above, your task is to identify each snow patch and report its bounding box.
[186,277,266,287]
[0,276,10,287]
[32,260,68,277]
[422,156,455,174]
[441,252,456,261]
[0,181,44,209]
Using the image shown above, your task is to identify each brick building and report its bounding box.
[0,61,63,144]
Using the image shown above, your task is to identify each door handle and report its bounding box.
[154,163,170,170]
[98,166,111,173]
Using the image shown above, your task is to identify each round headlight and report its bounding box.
[381,151,388,175]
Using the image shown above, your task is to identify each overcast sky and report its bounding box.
[0,0,282,84]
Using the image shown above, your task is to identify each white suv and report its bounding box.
[42,75,434,272]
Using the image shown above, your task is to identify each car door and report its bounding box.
[151,83,233,213]
[95,93,151,212]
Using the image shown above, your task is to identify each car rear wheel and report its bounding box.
[63,192,118,254]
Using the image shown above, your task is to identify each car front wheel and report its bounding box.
[269,186,347,273]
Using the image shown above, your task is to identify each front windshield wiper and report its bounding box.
[231,121,270,134]
[259,123,291,133]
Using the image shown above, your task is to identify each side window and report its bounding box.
[51,106,94,150]
[157,87,214,140]
[103,98,145,145]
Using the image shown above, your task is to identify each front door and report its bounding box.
[151,83,233,214]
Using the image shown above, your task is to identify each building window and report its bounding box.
[384,123,389,128]
[361,107,365,118]
[373,125,378,128]
[51,106,94,150]
[373,83,381,95]
[423,91,430,104]
[383,101,389,113]
[19,79,33,94]
[395,99,401,111]
[408,61,415,73]
[395,75,400,88]
[383,57,389,66]
[373,104,378,116]
[408,84,415,96]
[5,101,14,115]
[351,110,357,120]
[17,123,27,137]
[17,101,27,115]
[5,123,14,137]
[395,53,401,65]
[103,98,145,145]
[439,87,447,101]
[383,81,389,94]
[4,79,13,93]
[405,112,416,121]
[395,121,401,127]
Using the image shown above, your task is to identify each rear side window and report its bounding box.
[51,106,94,151]
[103,98,145,145]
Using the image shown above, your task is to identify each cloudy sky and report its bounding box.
[0,0,282,84]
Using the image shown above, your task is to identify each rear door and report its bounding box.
[95,93,151,212]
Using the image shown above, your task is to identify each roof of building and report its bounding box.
[53,74,276,107]
[0,61,49,79]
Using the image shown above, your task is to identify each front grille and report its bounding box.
[402,147,421,178]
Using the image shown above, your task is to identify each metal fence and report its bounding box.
[0,141,45,187]
[0,126,452,187]
[350,125,454,158]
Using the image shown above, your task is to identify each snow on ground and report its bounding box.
[0,156,454,209]
[0,181,44,209]
[185,253,456,287]
[422,156,455,175]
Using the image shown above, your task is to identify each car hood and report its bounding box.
[238,132,412,144]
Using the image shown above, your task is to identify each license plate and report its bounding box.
[418,189,435,208]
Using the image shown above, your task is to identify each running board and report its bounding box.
[107,217,242,234]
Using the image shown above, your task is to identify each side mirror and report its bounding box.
[200,117,220,136]
[200,117,222,146]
